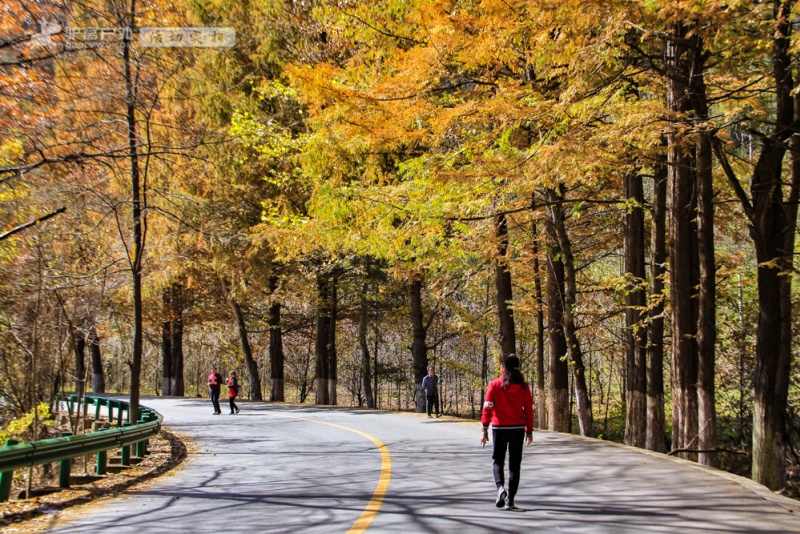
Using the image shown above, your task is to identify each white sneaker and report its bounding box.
[495,486,507,508]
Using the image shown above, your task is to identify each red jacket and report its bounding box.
[227,377,238,398]
[481,377,534,433]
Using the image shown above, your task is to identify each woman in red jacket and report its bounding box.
[226,371,240,414]
[480,354,533,510]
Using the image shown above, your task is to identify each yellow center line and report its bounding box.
[277,414,392,533]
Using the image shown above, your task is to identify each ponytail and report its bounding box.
[501,354,527,388]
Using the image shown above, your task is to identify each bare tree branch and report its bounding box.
[0,207,66,241]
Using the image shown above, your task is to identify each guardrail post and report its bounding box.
[120,423,131,466]
[135,419,147,457]
[96,448,107,475]
[69,395,79,422]
[0,439,19,502]
[59,432,73,488]
[74,396,82,434]
[66,397,74,423]
[95,426,108,475]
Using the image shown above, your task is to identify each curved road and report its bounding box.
[47,397,800,533]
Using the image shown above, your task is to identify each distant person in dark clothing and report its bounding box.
[480,354,533,511]
[227,371,240,414]
[208,366,223,415]
[422,366,440,418]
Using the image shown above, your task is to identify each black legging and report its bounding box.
[229,396,238,413]
[492,428,524,501]
[426,394,439,416]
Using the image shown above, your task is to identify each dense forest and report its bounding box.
[2,0,800,495]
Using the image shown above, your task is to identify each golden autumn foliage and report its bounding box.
[2,0,800,494]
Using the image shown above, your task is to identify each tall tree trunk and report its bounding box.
[480,331,489,409]
[667,23,699,458]
[359,281,375,408]
[374,318,379,408]
[647,149,668,453]
[751,157,790,488]
[170,282,184,397]
[161,286,173,397]
[624,172,647,448]
[268,274,284,402]
[752,0,793,490]
[124,0,143,423]
[89,326,104,394]
[685,34,718,467]
[750,15,794,480]
[545,192,569,432]
[315,273,331,405]
[547,188,593,437]
[410,276,428,413]
[696,130,717,466]
[779,63,800,486]
[300,340,312,403]
[479,279,490,412]
[230,299,262,401]
[532,219,547,430]
[218,276,263,400]
[72,327,86,398]
[710,0,794,489]
[328,273,338,405]
[495,213,517,355]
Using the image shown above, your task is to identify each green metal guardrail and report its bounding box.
[0,396,162,502]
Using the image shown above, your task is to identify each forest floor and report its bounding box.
[0,428,190,532]
[787,465,800,500]
[717,450,800,501]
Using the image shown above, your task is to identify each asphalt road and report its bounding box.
[45,397,800,533]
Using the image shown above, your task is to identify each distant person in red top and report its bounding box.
[480,354,533,511]
[208,366,223,415]
[226,371,241,414]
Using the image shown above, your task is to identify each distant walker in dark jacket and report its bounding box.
[480,354,533,511]
[422,367,440,418]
